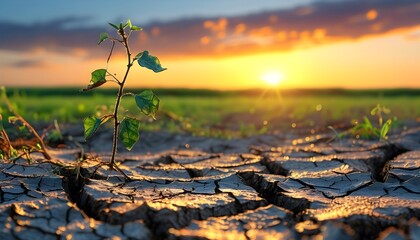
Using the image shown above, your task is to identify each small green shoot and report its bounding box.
[82,19,166,179]
[1,87,52,160]
[0,114,13,160]
[326,125,345,143]
[371,104,391,127]
[352,104,393,140]
[380,119,392,140]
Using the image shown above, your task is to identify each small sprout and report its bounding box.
[1,88,52,160]
[0,114,12,160]
[371,104,391,127]
[351,105,393,140]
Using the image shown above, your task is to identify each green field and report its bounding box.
[2,88,419,137]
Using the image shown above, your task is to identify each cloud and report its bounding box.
[0,0,419,58]
[0,17,97,53]
[405,29,420,41]
[8,59,50,68]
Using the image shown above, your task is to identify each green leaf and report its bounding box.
[126,19,132,28]
[130,25,142,31]
[98,32,109,45]
[119,117,140,151]
[137,51,167,73]
[135,90,160,119]
[371,104,380,116]
[82,69,107,91]
[109,22,119,29]
[83,116,101,140]
[380,119,392,139]
[90,69,106,83]
[363,117,373,129]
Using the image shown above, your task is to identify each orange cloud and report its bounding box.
[366,9,378,21]
[0,0,419,60]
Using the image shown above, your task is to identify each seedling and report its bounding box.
[352,104,392,140]
[371,104,390,127]
[0,87,52,161]
[82,19,166,179]
[0,114,13,159]
[326,125,345,144]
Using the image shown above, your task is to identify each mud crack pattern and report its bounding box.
[1,126,419,239]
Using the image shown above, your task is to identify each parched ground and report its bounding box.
[0,123,419,240]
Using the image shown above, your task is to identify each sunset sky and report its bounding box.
[0,0,419,90]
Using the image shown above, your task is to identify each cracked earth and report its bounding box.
[1,124,419,239]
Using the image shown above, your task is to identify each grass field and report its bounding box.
[1,88,419,137]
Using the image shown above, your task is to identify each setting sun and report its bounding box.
[261,71,283,86]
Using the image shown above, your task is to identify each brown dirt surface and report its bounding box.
[1,123,419,239]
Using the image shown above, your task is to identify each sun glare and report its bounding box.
[261,71,283,86]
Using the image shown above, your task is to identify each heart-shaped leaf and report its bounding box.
[83,116,101,140]
[137,51,167,73]
[135,90,160,119]
[81,69,107,91]
[119,117,140,151]
[90,69,106,83]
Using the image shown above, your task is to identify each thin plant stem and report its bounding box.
[109,28,133,181]
[0,114,12,159]
[106,70,121,84]
[2,93,52,160]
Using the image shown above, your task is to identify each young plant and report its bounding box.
[0,114,13,159]
[82,20,166,177]
[0,87,52,160]
[326,125,345,143]
[371,104,390,127]
[352,104,392,140]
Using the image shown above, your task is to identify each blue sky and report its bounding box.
[0,0,319,26]
[0,0,419,89]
